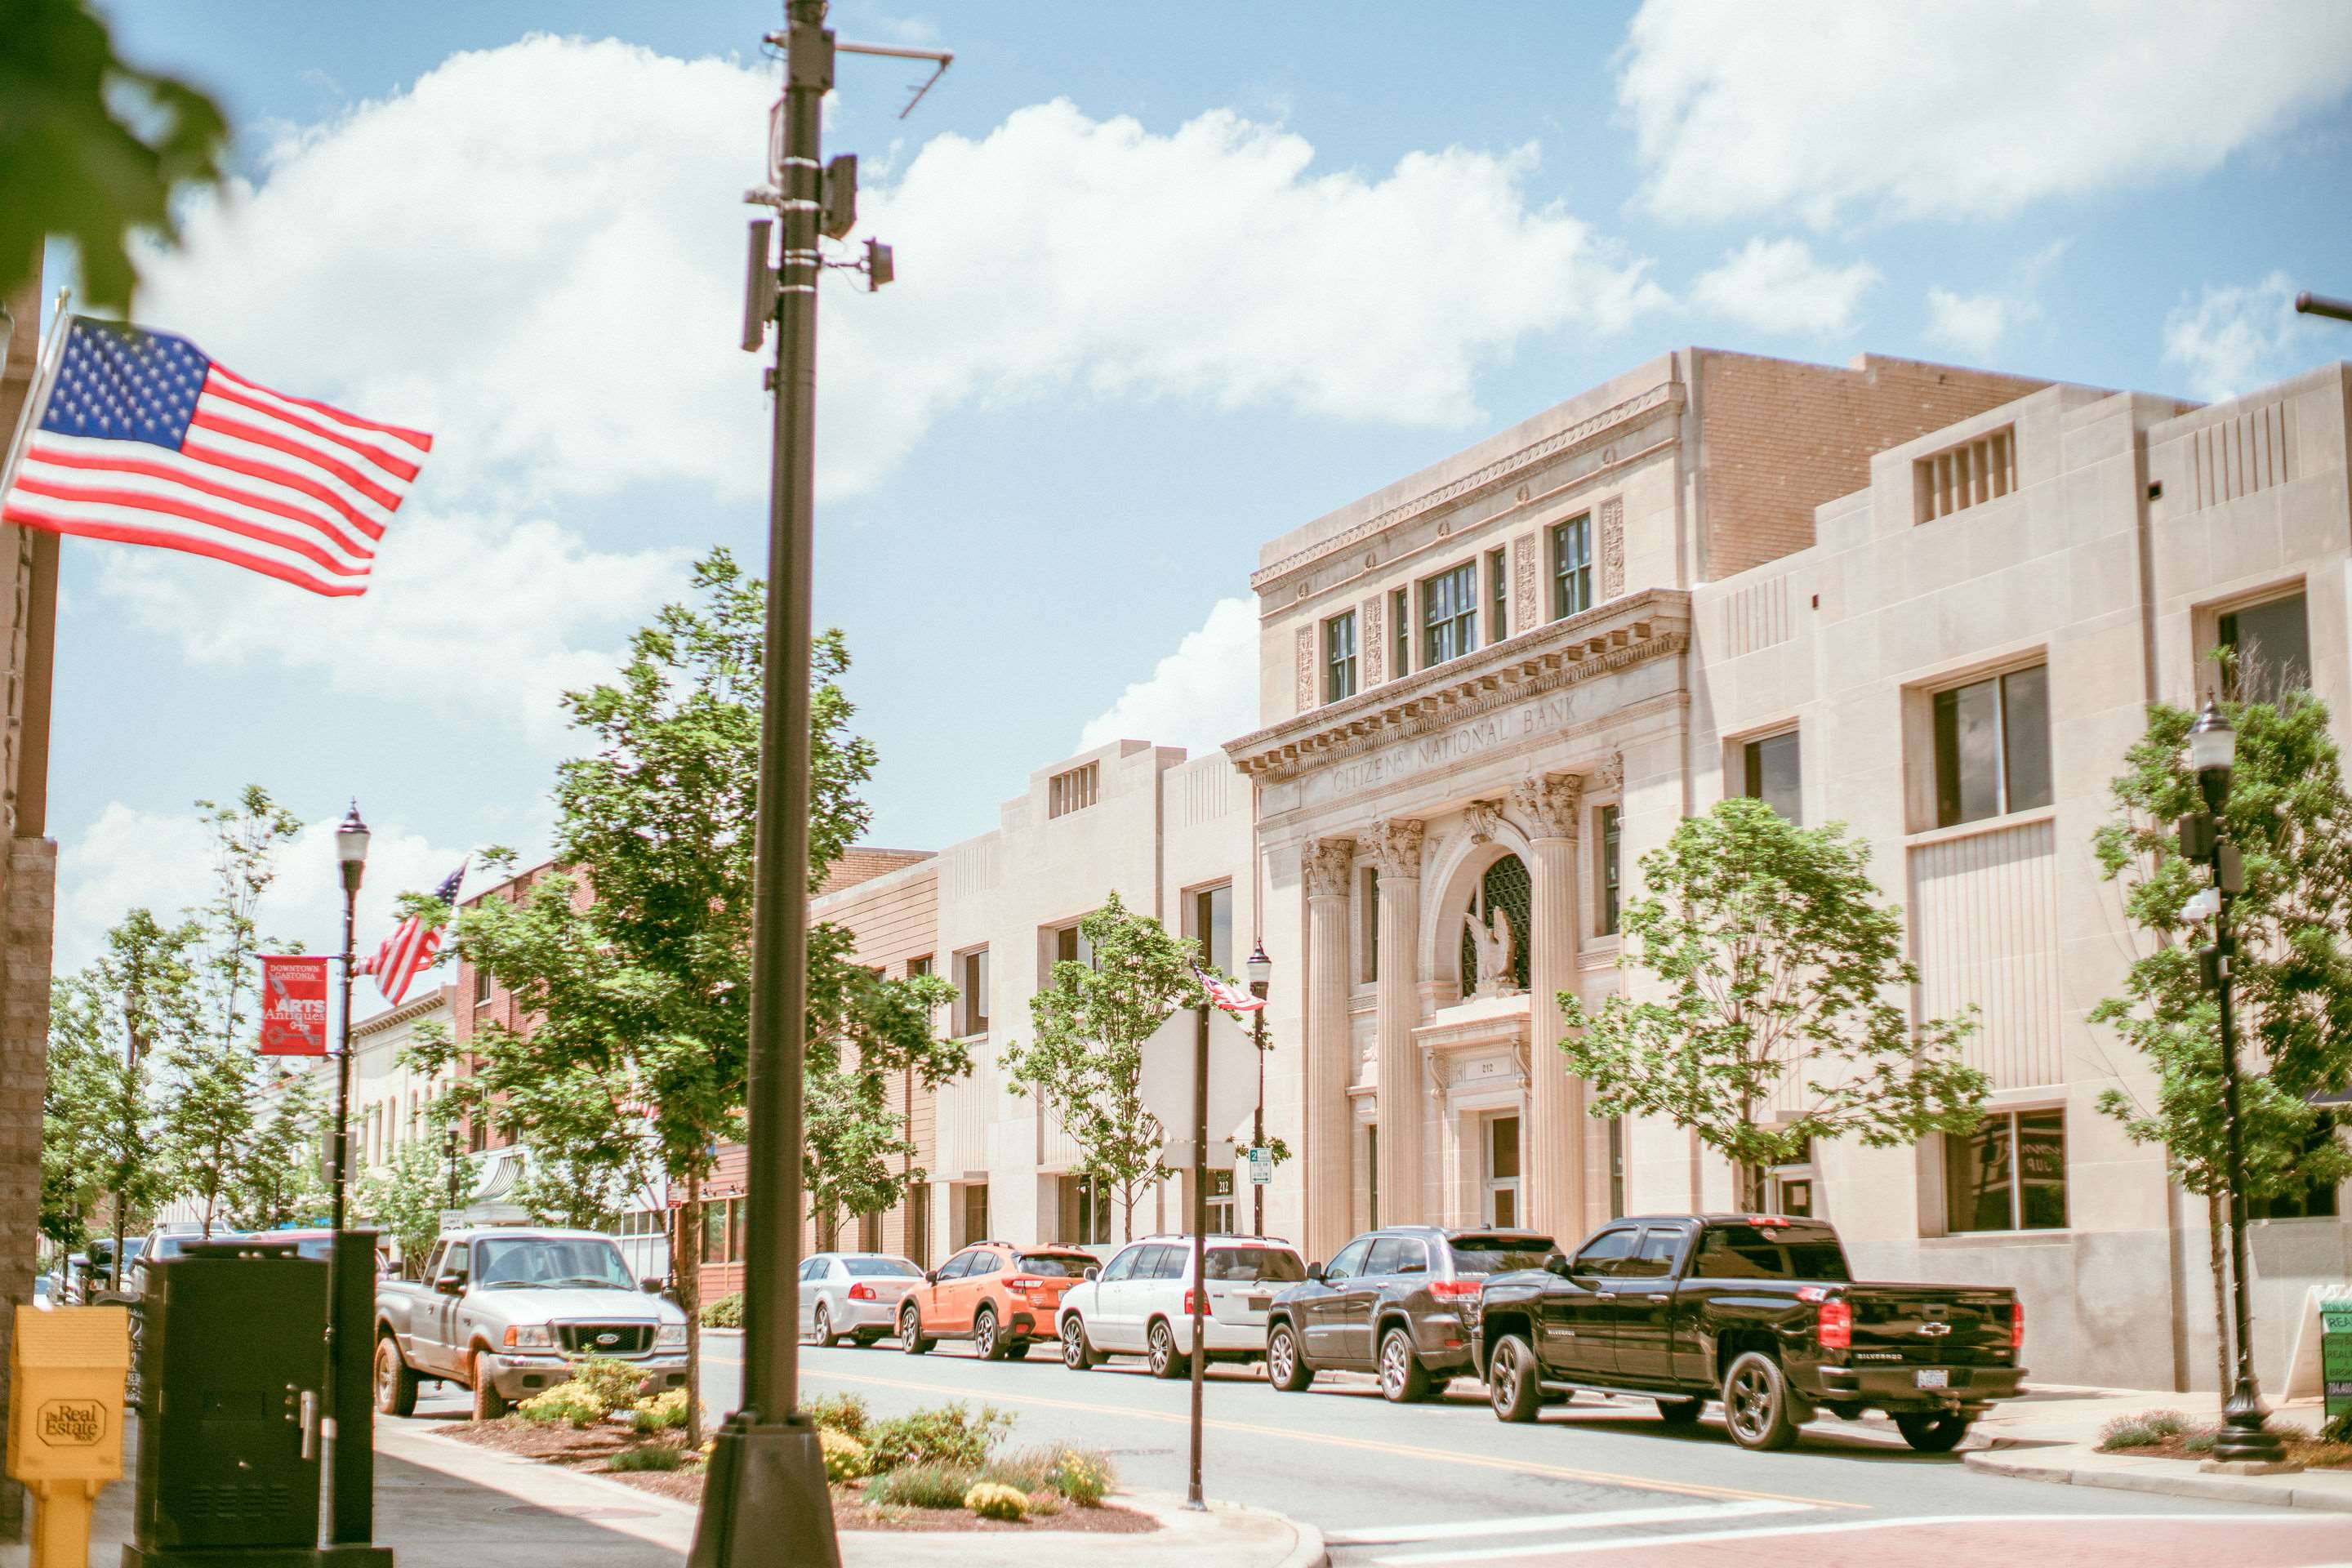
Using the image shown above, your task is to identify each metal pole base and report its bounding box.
[2210,1381,2290,1465]
[686,1414,838,1568]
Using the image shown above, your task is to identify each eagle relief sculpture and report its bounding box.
[1463,905,1519,999]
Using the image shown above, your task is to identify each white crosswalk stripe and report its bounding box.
[1346,1499,1816,1563]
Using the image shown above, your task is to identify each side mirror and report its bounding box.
[1543,1253,1570,1277]
[924,1270,938,1285]
[640,1277,664,1293]
[1306,1262,1327,1283]
[1083,1267,1100,1281]
[436,1273,467,1295]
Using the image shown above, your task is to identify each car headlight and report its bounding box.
[657,1323,688,1350]
[503,1325,555,1350]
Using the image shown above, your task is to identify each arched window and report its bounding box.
[1460,853,1531,993]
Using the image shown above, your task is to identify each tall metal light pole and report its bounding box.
[1247,942,1271,1237]
[2296,291,2352,323]
[323,800,369,1542]
[2182,702,2287,1466]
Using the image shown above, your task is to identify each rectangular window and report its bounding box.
[728,1196,746,1262]
[1053,923,1095,972]
[1363,867,1381,982]
[907,955,932,979]
[1484,1112,1521,1229]
[1324,612,1358,704]
[961,1182,990,1246]
[1205,1169,1236,1234]
[2218,592,2311,703]
[1552,514,1592,620]
[1608,1117,1625,1218]
[1191,883,1233,975]
[1932,665,2051,827]
[1421,561,1479,667]
[1048,762,1098,817]
[472,965,492,1006]
[2247,1120,2341,1218]
[1366,1125,1379,1231]
[1743,731,1802,824]
[1487,548,1509,646]
[906,1180,931,1267]
[1599,805,1622,936]
[1390,589,1409,680]
[1944,1108,2068,1233]
[957,947,990,1036]
[701,1200,727,1264]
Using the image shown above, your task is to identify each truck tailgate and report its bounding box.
[1845,1285,2016,1365]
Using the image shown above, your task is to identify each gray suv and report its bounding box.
[1265,1226,1555,1402]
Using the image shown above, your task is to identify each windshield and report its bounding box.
[1014,1254,1093,1278]
[146,1236,196,1263]
[843,1258,921,1278]
[1691,1225,1851,1282]
[474,1237,636,1290]
[1446,1236,1557,1275]
[1205,1247,1305,1283]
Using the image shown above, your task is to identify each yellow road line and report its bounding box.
[755,1363,1856,1512]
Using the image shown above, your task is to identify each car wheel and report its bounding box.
[1722,1351,1800,1451]
[899,1304,933,1355]
[1655,1396,1704,1427]
[1267,1321,1313,1392]
[1378,1327,1432,1404]
[374,1335,418,1419]
[1895,1412,1972,1453]
[468,1351,508,1421]
[1062,1316,1098,1371]
[973,1306,1003,1361]
[811,1305,838,1348]
[1147,1318,1188,1380]
[1486,1333,1540,1423]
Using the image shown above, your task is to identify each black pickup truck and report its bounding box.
[1475,1214,2024,1453]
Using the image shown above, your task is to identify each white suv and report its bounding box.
[1055,1234,1306,1379]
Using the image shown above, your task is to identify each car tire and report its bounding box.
[373,1335,418,1419]
[811,1305,839,1348]
[1722,1351,1800,1451]
[1062,1316,1098,1371]
[1895,1412,1971,1453]
[1267,1321,1313,1392]
[1655,1396,1704,1427]
[899,1304,933,1355]
[468,1351,508,1421]
[973,1305,1004,1361]
[1378,1327,1432,1404]
[1147,1318,1188,1380]
[1486,1333,1540,1423]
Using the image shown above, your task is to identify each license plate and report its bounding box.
[1915,1368,1949,1389]
[1247,1295,1270,1312]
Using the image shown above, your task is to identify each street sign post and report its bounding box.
[1247,1147,1273,1186]
[2323,1297,2352,1423]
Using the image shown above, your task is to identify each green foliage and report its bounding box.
[567,1355,647,1414]
[605,1442,684,1472]
[225,1067,326,1232]
[699,1291,743,1329]
[2089,692,2352,1207]
[2181,1427,2219,1454]
[1001,892,1200,1230]
[803,1391,867,1437]
[984,1446,1115,1507]
[0,0,230,312]
[514,1386,606,1429]
[510,1143,627,1234]
[2323,1408,2352,1446]
[862,1402,1014,1474]
[862,1463,978,1511]
[1561,798,1986,1203]
[354,1131,461,1271]
[2098,1409,2188,1450]
[630,1388,697,1433]
[820,1428,870,1482]
[962,1481,1028,1521]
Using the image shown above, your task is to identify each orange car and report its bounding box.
[898,1240,1095,1360]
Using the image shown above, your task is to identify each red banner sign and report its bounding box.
[257,956,330,1056]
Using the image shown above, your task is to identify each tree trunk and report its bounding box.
[2207,1187,2232,1401]
[675,1174,703,1450]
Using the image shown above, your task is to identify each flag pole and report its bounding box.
[0,290,71,505]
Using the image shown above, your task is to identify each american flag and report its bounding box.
[0,316,430,597]
[1194,964,1267,1015]
[367,862,468,1007]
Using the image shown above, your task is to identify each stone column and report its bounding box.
[1302,836,1356,1265]
[1512,772,1585,1244]
[1368,817,1425,1225]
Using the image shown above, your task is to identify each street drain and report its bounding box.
[495,1504,658,1520]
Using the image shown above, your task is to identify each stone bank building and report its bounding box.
[830,347,2351,1392]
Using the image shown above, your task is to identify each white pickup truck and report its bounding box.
[373,1227,691,1419]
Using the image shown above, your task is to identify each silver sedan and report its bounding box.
[795,1252,925,1346]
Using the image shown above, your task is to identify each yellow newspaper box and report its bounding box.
[7,1304,130,1568]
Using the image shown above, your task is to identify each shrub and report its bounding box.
[963,1481,1028,1522]
[821,1429,870,1483]
[568,1356,646,1414]
[863,1463,978,1510]
[2323,1407,2352,1445]
[804,1392,869,1438]
[864,1402,1013,1473]
[982,1446,1115,1507]
[2182,1428,2218,1454]
[2097,1409,2187,1450]
[701,1292,744,1329]
[514,1386,606,1429]
[607,1443,684,1473]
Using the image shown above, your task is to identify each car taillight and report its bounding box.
[848,1281,876,1301]
[1183,1289,1197,1315]
[2011,1298,2025,1350]
[1429,1279,1481,1300]
[1816,1298,1852,1351]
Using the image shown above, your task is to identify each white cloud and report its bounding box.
[140,39,1668,513]
[58,804,481,984]
[1619,0,2352,227]
[1077,596,1258,757]
[1922,243,2066,359]
[93,507,690,748]
[2162,271,2331,402]
[1687,238,1878,337]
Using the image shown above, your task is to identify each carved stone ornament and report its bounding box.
[1592,751,1625,795]
[1303,836,1356,899]
[1510,772,1584,840]
[1295,625,1315,710]
[1366,817,1425,879]
[1363,596,1384,684]
[1599,495,1626,600]
[1463,800,1504,844]
[1463,906,1518,999]
[1512,532,1539,632]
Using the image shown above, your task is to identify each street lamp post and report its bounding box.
[1246,942,1271,1237]
[323,800,369,1542]
[2181,702,2287,1466]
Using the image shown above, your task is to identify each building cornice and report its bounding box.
[354,986,452,1039]
[1250,381,1683,595]
[1223,588,1690,784]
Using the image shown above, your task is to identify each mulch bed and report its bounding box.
[434,1420,1160,1532]
[2104,1428,2352,1471]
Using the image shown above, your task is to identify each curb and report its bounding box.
[1121,1490,1328,1568]
[1962,1443,2352,1513]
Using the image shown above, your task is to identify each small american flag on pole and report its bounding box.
[0,316,430,596]
[367,862,468,1007]
[1194,964,1267,1015]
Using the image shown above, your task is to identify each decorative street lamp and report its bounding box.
[323,799,369,1542]
[2180,702,2287,1466]
[1246,942,1272,1238]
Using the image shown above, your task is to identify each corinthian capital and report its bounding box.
[1303,836,1356,899]
[1366,817,1425,879]
[1511,771,1584,840]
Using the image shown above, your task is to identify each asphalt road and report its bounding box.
[666,1334,2346,1567]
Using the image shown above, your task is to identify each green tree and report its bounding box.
[2090,686,2352,1391]
[0,0,229,313]
[804,924,962,1247]
[225,1067,327,1232]
[1561,797,1987,1209]
[1001,893,1199,1236]
[356,1133,460,1277]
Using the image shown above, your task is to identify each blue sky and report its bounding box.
[38,0,2352,973]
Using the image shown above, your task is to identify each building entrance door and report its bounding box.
[1484,1114,1522,1227]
